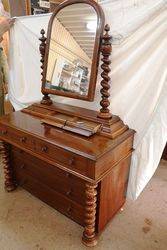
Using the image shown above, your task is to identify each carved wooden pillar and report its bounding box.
[1,142,16,192]
[82,183,98,247]
[98,24,112,119]
[39,29,52,105]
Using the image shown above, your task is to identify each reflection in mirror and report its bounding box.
[46,3,97,96]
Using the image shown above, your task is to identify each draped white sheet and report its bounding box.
[8,0,167,199]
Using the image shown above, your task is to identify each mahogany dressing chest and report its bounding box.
[0,0,135,246]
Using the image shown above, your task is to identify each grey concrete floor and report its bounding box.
[0,159,166,250]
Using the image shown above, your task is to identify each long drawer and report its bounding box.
[14,169,85,226]
[11,146,86,206]
[0,124,94,177]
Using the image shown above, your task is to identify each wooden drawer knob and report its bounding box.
[68,157,75,166]
[1,130,7,135]
[65,173,71,178]
[20,137,27,143]
[41,146,48,153]
[20,164,25,169]
[66,189,72,196]
[67,206,72,214]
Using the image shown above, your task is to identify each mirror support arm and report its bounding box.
[39,29,53,105]
[98,24,112,119]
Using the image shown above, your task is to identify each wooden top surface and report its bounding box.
[0,111,134,160]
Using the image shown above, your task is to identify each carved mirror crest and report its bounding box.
[41,0,105,102]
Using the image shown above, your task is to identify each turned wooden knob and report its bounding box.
[20,164,25,169]
[1,130,7,135]
[41,146,48,152]
[68,157,75,166]
[20,137,27,143]
[67,206,72,214]
[66,189,72,196]
[65,173,70,178]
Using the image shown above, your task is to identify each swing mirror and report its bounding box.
[42,0,105,101]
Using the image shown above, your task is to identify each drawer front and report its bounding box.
[35,138,90,176]
[0,124,34,150]
[14,169,85,226]
[0,125,93,177]
[11,147,86,206]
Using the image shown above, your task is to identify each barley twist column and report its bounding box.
[98,24,112,119]
[39,29,52,105]
[1,142,16,192]
[82,182,98,247]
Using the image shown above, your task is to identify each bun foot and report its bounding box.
[5,184,16,192]
[82,234,97,247]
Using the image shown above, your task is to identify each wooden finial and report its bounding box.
[39,29,52,105]
[98,24,112,119]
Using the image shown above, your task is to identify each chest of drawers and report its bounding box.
[0,109,134,246]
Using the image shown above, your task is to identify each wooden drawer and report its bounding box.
[34,138,91,176]
[14,169,85,226]
[0,125,93,177]
[0,124,34,150]
[11,147,86,206]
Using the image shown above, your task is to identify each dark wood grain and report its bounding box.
[11,146,86,206]
[0,107,135,246]
[97,156,131,232]
[22,102,131,139]
[14,168,85,226]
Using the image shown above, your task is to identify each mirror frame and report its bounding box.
[41,0,105,102]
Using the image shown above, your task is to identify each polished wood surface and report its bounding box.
[23,102,129,139]
[11,146,86,205]
[14,167,85,225]
[0,105,134,246]
[0,110,133,160]
[97,156,131,232]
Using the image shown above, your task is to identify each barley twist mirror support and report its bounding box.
[98,24,112,119]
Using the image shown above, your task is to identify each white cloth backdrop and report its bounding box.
[8,0,167,200]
